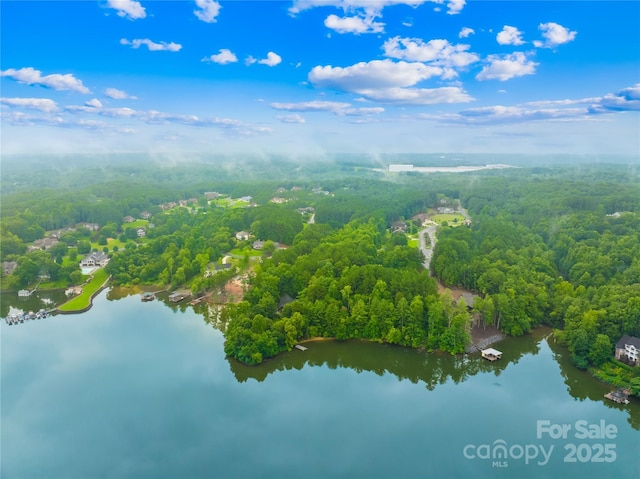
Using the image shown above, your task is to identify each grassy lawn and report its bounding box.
[431,213,466,225]
[123,219,149,229]
[407,237,420,248]
[213,197,232,207]
[58,268,110,312]
[229,247,262,256]
[39,278,70,289]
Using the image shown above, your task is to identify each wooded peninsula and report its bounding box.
[1,154,639,396]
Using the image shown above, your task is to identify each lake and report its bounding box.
[1,290,638,478]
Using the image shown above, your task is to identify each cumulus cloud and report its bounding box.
[245,56,257,66]
[202,49,238,64]
[309,59,443,91]
[0,97,59,112]
[85,98,103,108]
[107,0,146,20]
[459,27,474,38]
[382,37,479,69]
[0,67,91,94]
[446,0,465,15]
[276,114,306,123]
[120,38,182,52]
[194,0,221,23]
[324,13,384,34]
[496,25,525,45]
[476,52,538,81]
[105,87,136,100]
[258,52,282,66]
[533,22,577,48]
[309,59,474,104]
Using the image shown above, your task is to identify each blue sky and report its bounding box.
[1,0,638,156]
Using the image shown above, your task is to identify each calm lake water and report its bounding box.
[1,290,638,479]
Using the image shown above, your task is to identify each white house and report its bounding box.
[615,335,640,366]
[80,252,109,267]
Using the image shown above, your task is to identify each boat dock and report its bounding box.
[18,279,42,297]
[169,292,190,303]
[141,292,156,302]
[4,309,53,325]
[605,388,630,405]
[294,344,308,351]
[481,348,503,361]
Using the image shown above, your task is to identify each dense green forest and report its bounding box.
[1,157,639,390]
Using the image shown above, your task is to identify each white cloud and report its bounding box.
[342,106,385,116]
[289,1,466,18]
[309,59,443,91]
[202,49,238,64]
[107,0,146,20]
[382,37,479,69]
[476,52,538,81]
[324,14,384,34]
[0,97,59,112]
[289,1,428,16]
[271,100,352,113]
[270,100,385,116]
[496,25,525,46]
[354,86,473,104]
[416,84,640,126]
[308,59,475,104]
[0,67,91,94]
[591,84,640,112]
[120,38,182,52]
[194,0,221,23]
[276,114,306,123]
[85,98,103,108]
[459,27,474,38]
[446,0,465,15]
[98,107,138,118]
[258,52,282,67]
[105,87,136,100]
[533,22,577,48]
[245,56,257,66]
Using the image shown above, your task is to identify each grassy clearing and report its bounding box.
[123,219,148,229]
[229,247,262,256]
[431,213,466,225]
[407,237,420,248]
[58,268,110,312]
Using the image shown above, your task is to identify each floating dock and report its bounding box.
[481,348,503,361]
[294,344,308,351]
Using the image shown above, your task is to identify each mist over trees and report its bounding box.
[1,156,638,374]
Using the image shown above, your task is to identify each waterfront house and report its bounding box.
[80,252,109,267]
[615,335,640,366]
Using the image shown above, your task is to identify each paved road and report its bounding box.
[419,225,438,271]
[418,206,470,272]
